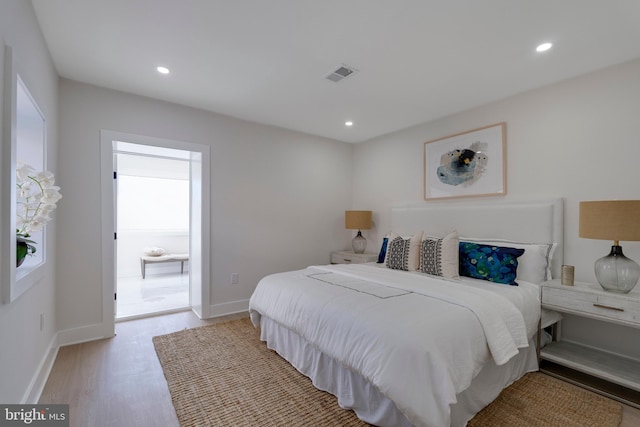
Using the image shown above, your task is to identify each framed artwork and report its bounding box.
[424,122,506,200]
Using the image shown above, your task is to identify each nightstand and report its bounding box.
[330,251,378,264]
[540,279,640,403]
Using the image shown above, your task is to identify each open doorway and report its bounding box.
[115,144,191,319]
[100,130,211,336]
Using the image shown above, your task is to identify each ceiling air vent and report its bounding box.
[325,64,358,83]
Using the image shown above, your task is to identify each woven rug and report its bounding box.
[153,318,623,427]
[468,370,622,427]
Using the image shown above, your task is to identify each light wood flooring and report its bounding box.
[40,310,640,427]
[39,311,247,427]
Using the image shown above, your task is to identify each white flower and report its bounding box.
[16,162,62,237]
[42,187,62,203]
[35,171,56,188]
[16,163,35,182]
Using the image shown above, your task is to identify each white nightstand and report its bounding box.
[330,251,378,264]
[540,279,640,399]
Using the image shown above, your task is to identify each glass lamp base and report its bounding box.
[352,231,367,254]
[594,245,640,294]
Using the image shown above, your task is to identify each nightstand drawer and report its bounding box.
[542,285,640,326]
[330,251,378,264]
[331,253,353,264]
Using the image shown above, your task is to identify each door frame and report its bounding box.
[100,130,211,337]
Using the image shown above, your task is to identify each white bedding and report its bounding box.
[249,263,541,427]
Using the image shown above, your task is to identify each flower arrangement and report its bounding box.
[16,163,62,266]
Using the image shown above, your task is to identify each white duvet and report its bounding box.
[249,263,541,427]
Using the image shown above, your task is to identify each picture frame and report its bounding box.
[424,122,506,200]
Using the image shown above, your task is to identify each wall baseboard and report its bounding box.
[22,334,59,404]
[57,322,108,347]
[208,299,249,318]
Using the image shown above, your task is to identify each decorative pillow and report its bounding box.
[385,231,423,271]
[377,237,389,263]
[461,238,557,284]
[459,242,524,286]
[420,230,459,279]
[143,247,165,256]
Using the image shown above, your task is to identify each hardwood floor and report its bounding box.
[39,311,247,427]
[40,310,640,427]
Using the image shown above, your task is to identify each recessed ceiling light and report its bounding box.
[345,121,354,127]
[156,66,170,74]
[536,42,553,52]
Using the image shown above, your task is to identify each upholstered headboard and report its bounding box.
[391,199,564,279]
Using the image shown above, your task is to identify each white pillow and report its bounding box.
[143,247,166,256]
[420,230,459,279]
[385,231,424,271]
[460,238,556,284]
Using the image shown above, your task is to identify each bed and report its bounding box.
[249,199,563,426]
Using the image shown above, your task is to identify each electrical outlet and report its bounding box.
[231,273,239,285]
[40,313,44,331]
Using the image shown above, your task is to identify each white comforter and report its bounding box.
[249,263,541,427]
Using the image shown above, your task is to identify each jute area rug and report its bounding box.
[153,318,622,427]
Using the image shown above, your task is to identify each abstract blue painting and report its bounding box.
[424,123,505,200]
[436,141,489,187]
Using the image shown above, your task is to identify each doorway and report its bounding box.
[100,131,211,337]
[115,145,191,319]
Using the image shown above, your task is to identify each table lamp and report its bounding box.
[579,200,640,293]
[345,210,372,254]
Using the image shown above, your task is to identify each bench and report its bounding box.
[140,254,189,279]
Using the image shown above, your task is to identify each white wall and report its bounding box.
[0,0,59,403]
[56,79,353,334]
[353,58,640,357]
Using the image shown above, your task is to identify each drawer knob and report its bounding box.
[593,303,624,312]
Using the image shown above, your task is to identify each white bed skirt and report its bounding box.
[257,315,538,427]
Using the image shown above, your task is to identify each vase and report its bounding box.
[16,240,28,267]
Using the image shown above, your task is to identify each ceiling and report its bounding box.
[31,0,640,143]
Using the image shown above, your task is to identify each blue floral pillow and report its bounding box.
[377,237,389,263]
[459,242,525,286]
